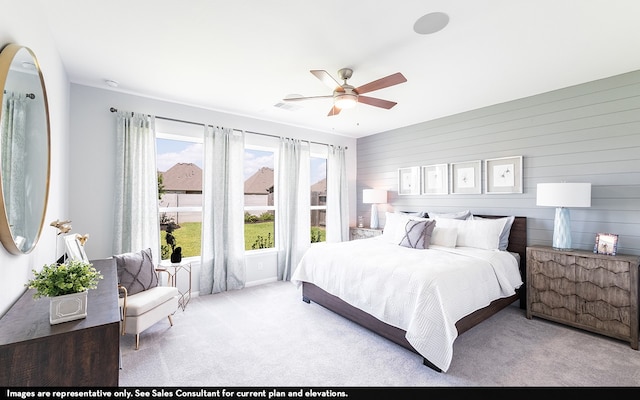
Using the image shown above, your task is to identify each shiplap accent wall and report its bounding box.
[356,70,640,256]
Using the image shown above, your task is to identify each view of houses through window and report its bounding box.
[156,133,327,259]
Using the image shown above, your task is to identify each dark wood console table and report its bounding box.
[0,258,120,386]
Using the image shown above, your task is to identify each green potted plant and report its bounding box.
[26,260,103,324]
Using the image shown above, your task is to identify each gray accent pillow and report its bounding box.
[115,248,158,296]
[399,219,436,249]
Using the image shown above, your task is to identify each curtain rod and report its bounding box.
[110,107,347,149]
[110,107,204,127]
[4,90,35,99]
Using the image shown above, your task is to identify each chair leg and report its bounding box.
[135,334,140,350]
[168,314,174,326]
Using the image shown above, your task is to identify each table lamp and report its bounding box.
[362,189,387,229]
[536,182,591,250]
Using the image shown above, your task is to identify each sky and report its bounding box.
[156,138,326,184]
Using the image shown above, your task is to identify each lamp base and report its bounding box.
[552,207,572,250]
[370,204,379,229]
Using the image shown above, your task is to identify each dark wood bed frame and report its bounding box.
[301,215,527,372]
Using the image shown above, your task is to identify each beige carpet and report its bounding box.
[118,281,640,387]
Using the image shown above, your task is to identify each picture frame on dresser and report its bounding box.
[485,155,523,194]
[64,234,89,262]
[398,166,420,195]
[450,160,481,194]
[594,233,618,256]
[421,164,448,195]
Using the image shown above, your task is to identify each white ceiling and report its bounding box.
[39,0,640,138]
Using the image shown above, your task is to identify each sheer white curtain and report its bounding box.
[200,126,246,295]
[113,111,160,261]
[325,145,349,242]
[276,138,310,281]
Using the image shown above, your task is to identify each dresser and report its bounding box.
[0,258,120,386]
[349,227,383,240]
[526,245,639,349]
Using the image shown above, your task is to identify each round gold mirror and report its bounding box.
[0,44,51,254]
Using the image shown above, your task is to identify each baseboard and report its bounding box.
[245,277,278,287]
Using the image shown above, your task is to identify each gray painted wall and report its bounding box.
[356,70,640,256]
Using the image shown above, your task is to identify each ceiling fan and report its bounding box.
[283,68,407,116]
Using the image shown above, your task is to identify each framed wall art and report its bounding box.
[421,164,448,195]
[485,156,523,194]
[594,233,618,256]
[398,166,420,195]
[450,160,481,194]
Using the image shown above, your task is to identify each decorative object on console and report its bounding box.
[485,156,523,194]
[536,182,591,250]
[397,166,420,195]
[50,219,72,234]
[362,189,387,229]
[76,233,90,245]
[594,233,618,256]
[25,259,103,324]
[64,234,89,262]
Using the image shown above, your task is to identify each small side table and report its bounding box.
[157,260,192,311]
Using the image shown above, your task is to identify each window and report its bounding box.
[243,147,275,250]
[310,156,327,243]
[156,133,203,260]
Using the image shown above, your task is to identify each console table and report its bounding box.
[0,258,120,386]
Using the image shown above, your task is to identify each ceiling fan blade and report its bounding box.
[355,72,407,95]
[311,70,342,90]
[357,96,398,109]
[327,105,342,116]
[283,95,333,102]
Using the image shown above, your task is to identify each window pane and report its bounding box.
[160,211,202,259]
[244,149,275,250]
[244,210,275,250]
[157,137,203,259]
[311,157,327,243]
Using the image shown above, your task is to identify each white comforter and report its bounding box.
[291,237,523,372]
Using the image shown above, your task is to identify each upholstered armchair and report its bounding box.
[114,248,179,350]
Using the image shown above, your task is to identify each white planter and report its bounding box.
[49,290,88,325]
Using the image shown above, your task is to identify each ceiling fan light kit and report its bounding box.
[284,67,407,116]
[334,92,358,109]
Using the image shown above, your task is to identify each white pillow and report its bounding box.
[433,217,508,250]
[472,215,515,251]
[430,227,458,247]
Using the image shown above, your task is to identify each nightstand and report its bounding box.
[349,227,383,240]
[526,245,639,349]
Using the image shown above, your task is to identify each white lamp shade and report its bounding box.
[362,189,387,204]
[536,183,591,208]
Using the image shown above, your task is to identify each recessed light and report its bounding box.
[413,12,449,35]
[105,79,119,88]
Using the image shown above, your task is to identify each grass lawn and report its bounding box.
[161,221,326,258]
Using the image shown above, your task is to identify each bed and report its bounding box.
[291,213,527,373]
